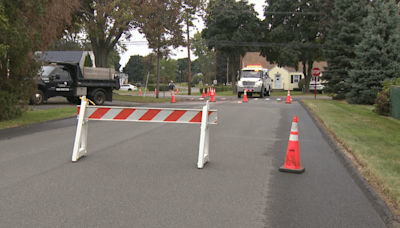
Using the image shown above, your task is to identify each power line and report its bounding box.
[207,40,324,49]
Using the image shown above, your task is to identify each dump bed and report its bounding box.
[82,67,116,80]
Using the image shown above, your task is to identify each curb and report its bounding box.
[299,100,400,228]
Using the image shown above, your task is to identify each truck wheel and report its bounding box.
[260,87,264,98]
[67,96,81,104]
[92,91,106,105]
[30,90,44,105]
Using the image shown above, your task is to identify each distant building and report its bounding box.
[242,52,327,90]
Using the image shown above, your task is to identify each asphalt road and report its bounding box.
[0,97,389,227]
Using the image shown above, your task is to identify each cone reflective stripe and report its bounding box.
[171,91,176,103]
[279,116,304,173]
[286,89,291,104]
[202,88,206,98]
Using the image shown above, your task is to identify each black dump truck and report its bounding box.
[30,62,120,105]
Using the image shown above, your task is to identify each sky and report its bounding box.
[119,0,266,70]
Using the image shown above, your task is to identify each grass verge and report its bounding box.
[113,93,172,103]
[0,107,77,130]
[302,99,400,217]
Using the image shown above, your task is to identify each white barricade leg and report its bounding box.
[72,96,88,162]
[198,101,210,169]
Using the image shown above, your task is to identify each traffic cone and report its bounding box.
[279,116,305,174]
[286,89,291,104]
[155,88,157,95]
[177,88,179,94]
[171,91,176,103]
[210,88,215,102]
[202,88,206,98]
[139,89,142,95]
[243,89,248,102]
[207,87,210,97]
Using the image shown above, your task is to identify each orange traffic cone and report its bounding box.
[279,116,305,173]
[155,88,157,95]
[177,88,179,94]
[207,87,210,97]
[286,89,291,104]
[243,89,248,102]
[171,91,176,103]
[210,88,215,102]
[202,88,206,98]
[139,89,142,95]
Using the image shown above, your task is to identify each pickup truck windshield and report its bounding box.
[40,66,56,77]
[242,70,261,78]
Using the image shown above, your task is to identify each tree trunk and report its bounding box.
[156,50,160,99]
[230,53,237,94]
[187,20,191,95]
[91,39,110,67]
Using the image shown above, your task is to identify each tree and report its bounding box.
[123,55,144,83]
[155,58,178,85]
[202,0,261,93]
[182,0,206,94]
[323,0,368,97]
[177,58,188,83]
[191,32,215,85]
[78,0,142,67]
[347,0,400,104]
[0,0,78,121]
[136,0,184,98]
[261,0,324,93]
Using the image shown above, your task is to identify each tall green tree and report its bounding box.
[191,32,215,85]
[347,0,400,104]
[323,0,369,96]
[0,0,78,120]
[136,0,184,98]
[177,58,188,83]
[123,55,144,83]
[154,58,178,84]
[261,0,324,93]
[78,0,142,67]
[202,0,261,93]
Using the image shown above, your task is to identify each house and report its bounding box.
[242,52,327,91]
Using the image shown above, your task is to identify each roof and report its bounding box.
[38,51,87,64]
[243,52,327,73]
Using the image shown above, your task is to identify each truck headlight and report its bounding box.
[255,81,262,87]
[237,81,243,87]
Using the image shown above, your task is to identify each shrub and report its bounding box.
[298,78,305,91]
[373,79,400,116]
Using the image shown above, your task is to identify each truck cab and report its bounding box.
[237,64,272,98]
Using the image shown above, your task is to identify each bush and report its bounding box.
[298,78,305,91]
[0,90,24,121]
[147,84,170,92]
[373,78,400,116]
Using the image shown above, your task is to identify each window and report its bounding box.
[291,75,302,83]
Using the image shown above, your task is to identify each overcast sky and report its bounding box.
[119,0,266,70]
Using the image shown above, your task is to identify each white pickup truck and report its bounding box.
[237,64,273,98]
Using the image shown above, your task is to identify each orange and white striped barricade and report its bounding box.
[72,96,217,169]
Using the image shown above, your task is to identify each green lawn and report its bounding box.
[302,99,400,216]
[0,107,77,130]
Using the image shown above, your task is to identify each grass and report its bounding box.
[302,99,400,217]
[113,93,172,103]
[0,107,77,130]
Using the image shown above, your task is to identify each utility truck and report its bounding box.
[30,62,119,105]
[237,64,272,98]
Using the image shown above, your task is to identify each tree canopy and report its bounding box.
[261,0,324,93]
[202,0,261,93]
[323,0,369,97]
[347,0,400,104]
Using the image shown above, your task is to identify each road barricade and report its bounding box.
[72,96,217,169]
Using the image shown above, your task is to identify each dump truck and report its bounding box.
[30,62,119,105]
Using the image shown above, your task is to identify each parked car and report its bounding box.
[119,84,137,91]
[306,82,325,94]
